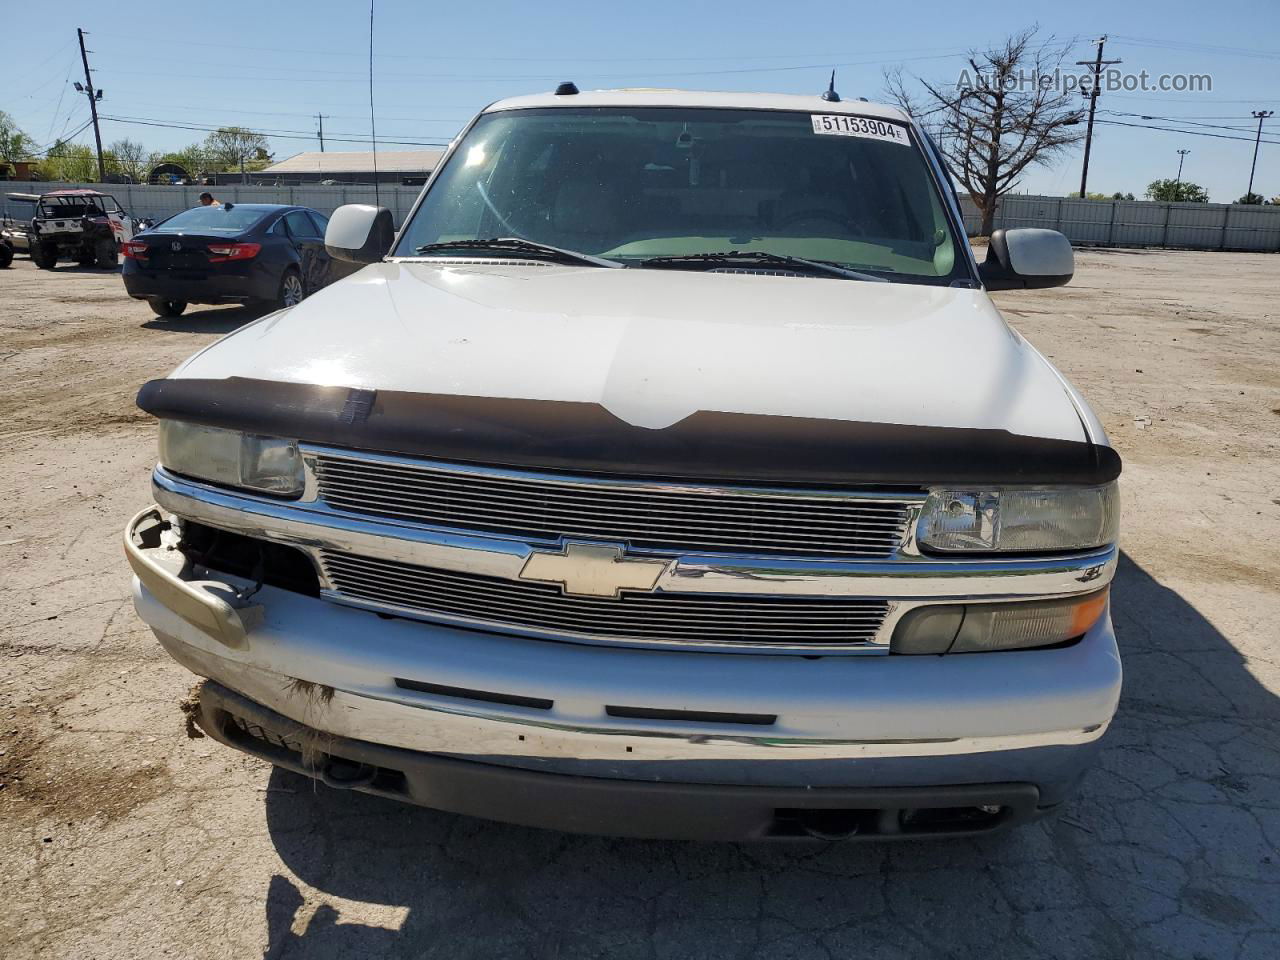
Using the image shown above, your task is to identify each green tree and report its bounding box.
[1234,192,1264,205]
[107,138,150,182]
[1145,179,1209,203]
[37,141,99,182]
[1111,191,1135,201]
[1067,191,1110,200]
[158,143,210,180]
[0,110,35,169]
[202,126,271,173]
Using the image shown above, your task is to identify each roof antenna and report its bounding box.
[821,70,841,103]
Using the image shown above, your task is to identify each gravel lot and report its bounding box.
[2,248,1278,959]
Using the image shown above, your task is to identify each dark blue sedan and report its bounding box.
[121,203,346,317]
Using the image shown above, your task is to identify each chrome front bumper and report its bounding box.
[129,522,1122,806]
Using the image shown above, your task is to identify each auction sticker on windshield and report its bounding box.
[810,115,910,145]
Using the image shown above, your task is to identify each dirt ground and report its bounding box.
[1,248,1278,960]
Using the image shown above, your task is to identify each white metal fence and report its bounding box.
[1,182,427,228]
[958,194,1280,251]
[5,182,1279,252]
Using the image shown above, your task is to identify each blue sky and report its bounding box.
[6,0,1278,202]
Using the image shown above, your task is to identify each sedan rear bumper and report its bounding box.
[122,265,276,304]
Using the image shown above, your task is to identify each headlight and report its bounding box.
[158,420,304,497]
[916,483,1118,553]
[892,589,1109,654]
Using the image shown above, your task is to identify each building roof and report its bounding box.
[485,88,911,122]
[261,149,446,175]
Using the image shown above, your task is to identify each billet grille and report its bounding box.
[320,549,890,648]
[312,454,915,559]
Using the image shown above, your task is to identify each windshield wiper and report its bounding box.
[638,251,887,282]
[413,237,622,268]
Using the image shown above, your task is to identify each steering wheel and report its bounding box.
[774,209,864,236]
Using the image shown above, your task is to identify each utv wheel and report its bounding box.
[33,243,58,269]
[0,243,12,268]
[148,298,187,318]
[95,237,118,269]
[277,269,305,308]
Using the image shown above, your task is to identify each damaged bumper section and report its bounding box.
[127,504,1120,841]
[194,680,1043,841]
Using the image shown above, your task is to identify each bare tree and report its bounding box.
[884,29,1085,235]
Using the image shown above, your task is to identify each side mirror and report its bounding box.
[325,204,394,264]
[979,228,1073,291]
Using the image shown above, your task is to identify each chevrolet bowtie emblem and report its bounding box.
[519,542,668,598]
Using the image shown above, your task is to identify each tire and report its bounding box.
[148,298,187,318]
[277,269,305,308]
[95,237,117,269]
[32,243,58,269]
[0,242,12,269]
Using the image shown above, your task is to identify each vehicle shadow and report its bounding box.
[259,551,1279,960]
[140,303,269,334]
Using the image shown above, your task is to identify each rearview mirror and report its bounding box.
[325,204,394,264]
[979,228,1073,291]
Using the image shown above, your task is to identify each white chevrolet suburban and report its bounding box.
[126,88,1121,841]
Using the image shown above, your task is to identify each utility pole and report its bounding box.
[75,28,106,182]
[1175,149,1190,188]
[316,113,328,152]
[1077,36,1122,199]
[1247,110,1273,201]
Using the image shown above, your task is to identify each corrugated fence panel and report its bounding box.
[1222,204,1280,251]
[1056,198,1114,245]
[1,182,425,227]
[1167,203,1227,249]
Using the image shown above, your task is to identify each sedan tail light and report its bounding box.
[206,242,261,263]
[122,240,149,260]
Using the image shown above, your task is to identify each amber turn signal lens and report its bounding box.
[891,589,1109,654]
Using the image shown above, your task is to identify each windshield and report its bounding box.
[149,205,269,235]
[395,107,965,284]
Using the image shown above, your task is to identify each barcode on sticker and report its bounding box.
[811,115,910,146]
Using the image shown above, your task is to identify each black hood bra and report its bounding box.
[137,377,1121,488]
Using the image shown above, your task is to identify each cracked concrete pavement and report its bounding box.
[1,248,1277,959]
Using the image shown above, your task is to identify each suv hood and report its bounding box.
[173,261,1087,444]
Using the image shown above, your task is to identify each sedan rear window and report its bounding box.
[151,206,268,235]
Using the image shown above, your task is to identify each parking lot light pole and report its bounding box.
[1248,111,1273,200]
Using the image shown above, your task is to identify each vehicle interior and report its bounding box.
[400,107,960,281]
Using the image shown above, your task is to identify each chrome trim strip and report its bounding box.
[153,467,1118,602]
[318,590,898,655]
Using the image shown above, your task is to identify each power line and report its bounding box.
[89,31,967,63]
[97,114,451,147]
[1110,35,1280,61]
[1093,118,1280,145]
[1099,109,1257,133]
[91,49,970,86]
